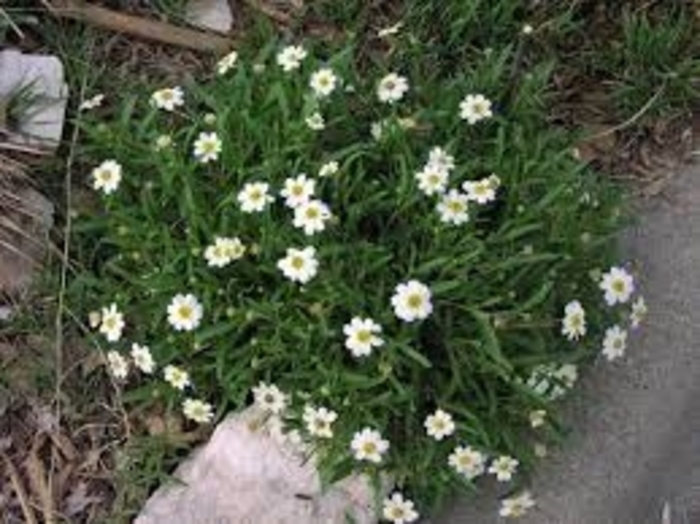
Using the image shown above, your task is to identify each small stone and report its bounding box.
[185,0,234,33]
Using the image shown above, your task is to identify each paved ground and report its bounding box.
[436,165,700,524]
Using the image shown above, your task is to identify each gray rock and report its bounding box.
[0,49,68,151]
[437,164,700,524]
[185,0,234,33]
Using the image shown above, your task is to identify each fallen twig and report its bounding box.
[243,0,293,25]
[1,452,38,524]
[42,0,233,52]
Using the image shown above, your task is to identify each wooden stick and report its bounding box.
[44,0,233,52]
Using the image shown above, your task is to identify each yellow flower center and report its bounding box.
[356,330,372,343]
[612,280,625,293]
[104,317,117,329]
[305,207,319,219]
[250,190,262,200]
[177,305,193,320]
[407,294,422,309]
[428,174,440,185]
[98,170,113,182]
[291,185,303,196]
[389,507,406,519]
[161,91,173,100]
[291,256,305,269]
[361,441,377,455]
[448,201,464,213]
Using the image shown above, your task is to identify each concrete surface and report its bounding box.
[437,165,700,524]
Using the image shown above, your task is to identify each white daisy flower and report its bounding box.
[276,45,307,72]
[522,24,534,35]
[602,325,627,361]
[99,303,125,342]
[318,160,339,178]
[204,113,217,126]
[382,493,419,524]
[305,112,325,130]
[391,280,433,322]
[600,266,635,306]
[448,445,487,480]
[415,164,449,196]
[459,93,493,124]
[350,427,389,463]
[130,343,155,374]
[561,300,586,341]
[377,72,409,104]
[281,174,315,208]
[150,86,184,111]
[106,351,128,380]
[293,199,332,235]
[343,317,384,357]
[216,50,238,75]
[252,382,288,414]
[154,134,173,151]
[92,160,123,195]
[462,178,497,204]
[427,146,455,173]
[437,189,470,225]
[488,455,519,482]
[302,405,338,438]
[424,409,456,441]
[310,68,338,97]
[630,296,647,329]
[204,236,246,268]
[499,491,536,518]
[167,293,203,332]
[238,181,274,213]
[79,93,104,111]
[277,246,319,284]
[529,409,546,428]
[193,131,222,164]
[163,364,190,390]
[554,363,578,390]
[183,398,214,424]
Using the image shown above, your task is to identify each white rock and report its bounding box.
[135,407,385,524]
[185,0,234,33]
[0,49,68,151]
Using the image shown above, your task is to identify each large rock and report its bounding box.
[185,0,234,33]
[136,407,383,524]
[0,49,68,151]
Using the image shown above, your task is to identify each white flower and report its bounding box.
[391,280,433,322]
[427,146,455,173]
[167,293,203,332]
[382,493,419,524]
[252,382,288,414]
[106,351,128,380]
[293,199,332,235]
[343,317,384,357]
[204,113,217,126]
[488,455,519,482]
[277,246,319,284]
[554,363,578,389]
[150,86,184,111]
[204,236,246,267]
[318,160,339,178]
[522,24,534,35]
[437,190,470,225]
[281,174,315,208]
[499,491,536,518]
[277,45,307,72]
[99,303,125,342]
[238,181,274,213]
[371,120,387,141]
[377,73,409,104]
[79,93,104,111]
[305,112,325,130]
[600,266,635,306]
[424,409,456,441]
[529,409,546,428]
[92,160,122,195]
[630,296,647,329]
[415,165,449,196]
[154,134,172,151]
[193,132,222,163]
[88,311,101,329]
[310,68,338,97]
[303,405,338,438]
[459,93,493,124]
[561,300,586,341]
[216,50,238,75]
[448,445,487,479]
[131,343,155,374]
[462,178,497,204]
[163,365,190,390]
[602,325,627,361]
[183,398,214,424]
[350,427,389,463]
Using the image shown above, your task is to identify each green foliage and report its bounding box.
[65,35,631,518]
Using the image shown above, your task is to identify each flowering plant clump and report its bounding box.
[71,39,644,519]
